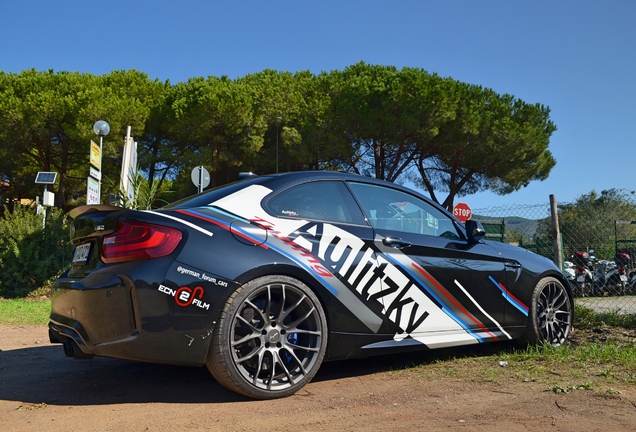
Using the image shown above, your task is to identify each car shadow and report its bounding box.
[315,339,520,382]
[0,341,519,405]
[0,345,244,405]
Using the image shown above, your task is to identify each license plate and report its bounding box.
[576,275,585,282]
[620,274,628,282]
[72,243,91,264]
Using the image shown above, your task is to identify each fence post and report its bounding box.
[550,194,563,269]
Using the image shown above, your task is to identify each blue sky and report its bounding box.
[1,1,634,209]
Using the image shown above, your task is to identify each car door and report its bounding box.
[347,181,511,349]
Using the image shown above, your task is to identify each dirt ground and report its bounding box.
[1,324,635,432]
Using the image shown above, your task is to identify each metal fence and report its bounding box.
[472,190,636,317]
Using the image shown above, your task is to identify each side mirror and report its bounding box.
[465,220,486,243]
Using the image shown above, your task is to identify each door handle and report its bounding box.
[382,237,412,249]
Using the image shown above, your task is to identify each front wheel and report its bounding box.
[206,275,328,399]
[524,277,572,346]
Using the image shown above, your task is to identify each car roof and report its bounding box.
[165,170,435,210]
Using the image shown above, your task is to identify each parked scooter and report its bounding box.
[593,260,615,296]
[593,253,630,296]
[614,252,631,296]
[571,251,594,297]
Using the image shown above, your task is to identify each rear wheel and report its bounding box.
[206,275,327,399]
[524,277,572,346]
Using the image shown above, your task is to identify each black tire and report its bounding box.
[524,277,572,347]
[206,275,327,399]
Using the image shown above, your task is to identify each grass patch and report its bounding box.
[546,382,593,394]
[574,303,636,329]
[389,307,636,395]
[397,338,636,395]
[0,298,50,324]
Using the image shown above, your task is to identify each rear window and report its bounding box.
[266,181,367,225]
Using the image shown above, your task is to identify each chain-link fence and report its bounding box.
[472,189,636,317]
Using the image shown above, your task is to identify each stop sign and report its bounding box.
[453,202,472,222]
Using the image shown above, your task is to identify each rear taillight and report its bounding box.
[101,221,182,264]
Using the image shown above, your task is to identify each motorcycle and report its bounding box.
[593,253,630,296]
[614,252,631,295]
[563,260,576,291]
[571,251,594,297]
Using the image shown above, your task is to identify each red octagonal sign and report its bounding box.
[453,202,472,222]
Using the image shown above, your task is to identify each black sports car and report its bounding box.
[50,171,573,399]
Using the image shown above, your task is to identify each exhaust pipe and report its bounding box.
[49,325,94,359]
[62,339,94,359]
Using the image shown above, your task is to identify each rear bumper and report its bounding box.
[49,262,214,367]
[51,272,137,345]
[49,271,141,361]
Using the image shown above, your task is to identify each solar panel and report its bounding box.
[35,172,58,184]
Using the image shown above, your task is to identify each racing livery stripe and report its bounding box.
[489,275,529,316]
[203,205,251,223]
[412,262,499,341]
[144,210,214,237]
[454,280,512,340]
[380,252,484,343]
[175,209,269,249]
[256,231,340,296]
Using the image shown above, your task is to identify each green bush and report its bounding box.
[0,204,72,298]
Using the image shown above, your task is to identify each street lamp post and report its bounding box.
[93,120,110,203]
[275,117,282,173]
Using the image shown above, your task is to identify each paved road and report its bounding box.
[576,295,636,315]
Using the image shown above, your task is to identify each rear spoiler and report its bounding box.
[69,204,123,219]
[237,172,258,180]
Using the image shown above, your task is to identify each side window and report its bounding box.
[348,182,460,239]
[266,181,367,225]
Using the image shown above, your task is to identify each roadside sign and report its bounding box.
[191,166,210,193]
[90,140,101,169]
[87,176,100,205]
[89,166,101,181]
[453,202,472,222]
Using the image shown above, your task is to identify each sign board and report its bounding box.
[453,202,472,222]
[89,166,101,181]
[86,176,100,205]
[191,166,210,193]
[90,140,101,169]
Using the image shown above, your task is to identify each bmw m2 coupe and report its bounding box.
[50,171,573,399]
